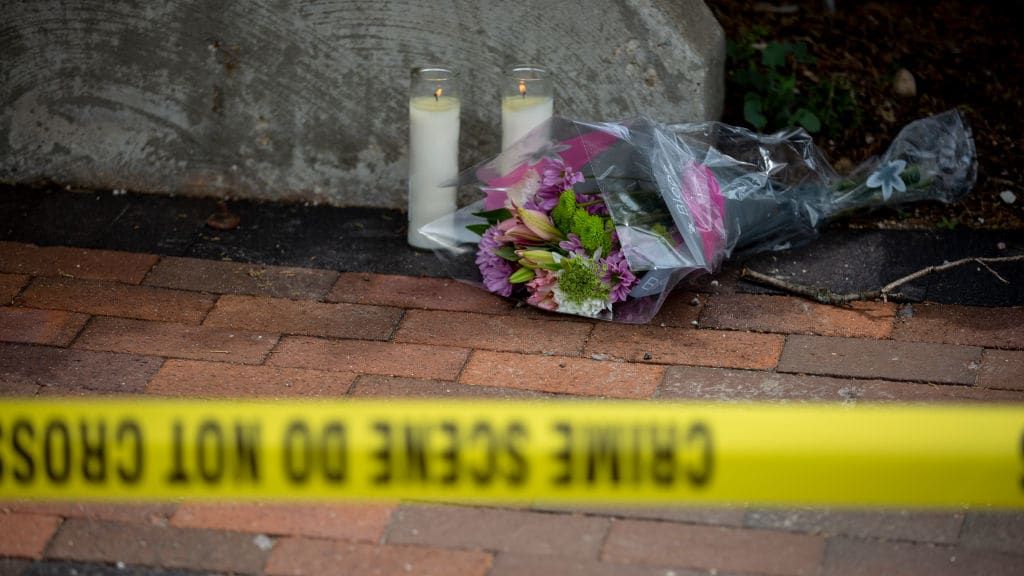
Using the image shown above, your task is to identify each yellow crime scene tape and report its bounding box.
[0,398,1021,508]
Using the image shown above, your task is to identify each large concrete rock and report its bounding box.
[0,0,725,208]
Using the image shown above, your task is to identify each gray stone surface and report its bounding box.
[0,0,725,209]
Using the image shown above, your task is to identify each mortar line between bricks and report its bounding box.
[387,308,409,342]
[594,516,615,563]
[577,321,597,358]
[196,294,224,325]
[772,366,985,388]
[137,253,163,286]
[17,303,215,328]
[378,504,404,546]
[315,270,342,302]
[140,357,170,394]
[256,333,287,366]
[452,348,477,383]
[38,516,67,561]
[9,274,38,304]
[64,314,96,348]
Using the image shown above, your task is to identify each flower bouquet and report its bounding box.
[420,111,975,322]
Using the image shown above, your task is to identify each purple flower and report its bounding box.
[476,225,514,297]
[602,249,636,303]
[542,162,584,191]
[534,161,585,211]
[578,192,609,215]
[558,233,586,255]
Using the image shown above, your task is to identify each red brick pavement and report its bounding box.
[0,241,1022,575]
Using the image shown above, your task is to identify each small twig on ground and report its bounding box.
[741,254,1024,305]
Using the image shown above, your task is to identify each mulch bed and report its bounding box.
[707,0,1024,229]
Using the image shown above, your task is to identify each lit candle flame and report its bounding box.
[434,86,443,101]
[518,80,527,98]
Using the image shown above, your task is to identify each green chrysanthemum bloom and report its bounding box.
[557,255,609,304]
[551,189,577,235]
[551,189,614,256]
[571,210,613,256]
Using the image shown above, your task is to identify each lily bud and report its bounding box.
[517,206,563,242]
[508,267,536,284]
[517,249,556,266]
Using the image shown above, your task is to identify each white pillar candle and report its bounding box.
[407,68,460,250]
[501,95,554,150]
[501,67,554,152]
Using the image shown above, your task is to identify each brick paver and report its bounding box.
[19,277,217,324]
[460,351,663,398]
[0,273,29,304]
[203,294,402,340]
[1,503,174,525]
[658,365,1019,403]
[489,554,680,576]
[270,336,469,380]
[0,242,157,284]
[388,505,609,559]
[46,518,269,574]
[602,519,825,575]
[977,349,1024,391]
[395,310,592,356]
[0,513,62,559]
[171,502,393,542]
[2,240,1023,575]
[0,307,89,347]
[778,335,982,384]
[74,317,278,364]
[0,344,158,395]
[146,359,355,397]
[958,512,1024,555]
[745,508,964,543]
[893,303,1024,350]
[266,537,493,576]
[534,504,746,527]
[586,323,784,369]
[822,537,1023,576]
[348,375,558,399]
[329,272,512,314]
[144,256,338,300]
[647,291,705,328]
[701,293,896,338]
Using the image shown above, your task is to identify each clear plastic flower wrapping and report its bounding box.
[420,110,976,322]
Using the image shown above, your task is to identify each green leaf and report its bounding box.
[747,69,768,92]
[743,96,768,130]
[791,42,814,64]
[778,74,796,96]
[495,246,519,261]
[762,42,787,69]
[508,267,535,284]
[794,108,821,133]
[466,223,490,236]
[472,208,513,225]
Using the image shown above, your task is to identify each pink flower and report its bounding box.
[526,268,559,311]
[680,163,726,265]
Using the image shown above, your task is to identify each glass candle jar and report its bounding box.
[407,67,460,249]
[501,66,553,151]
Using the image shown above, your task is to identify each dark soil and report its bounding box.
[706,0,1024,230]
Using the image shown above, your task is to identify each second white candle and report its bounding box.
[501,66,553,153]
